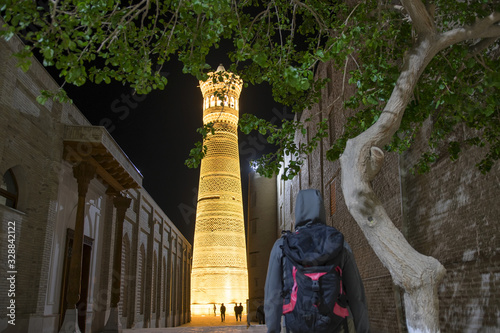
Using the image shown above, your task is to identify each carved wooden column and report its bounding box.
[143,216,155,328]
[60,162,96,333]
[103,194,131,333]
[155,223,165,328]
[165,233,173,327]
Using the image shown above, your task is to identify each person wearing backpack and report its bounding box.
[264,189,370,333]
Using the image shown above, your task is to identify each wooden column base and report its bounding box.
[59,308,81,333]
[102,307,122,333]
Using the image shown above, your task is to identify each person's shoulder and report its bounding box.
[270,236,285,251]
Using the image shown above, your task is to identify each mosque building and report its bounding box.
[0,28,190,333]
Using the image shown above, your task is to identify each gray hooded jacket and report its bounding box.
[264,189,370,332]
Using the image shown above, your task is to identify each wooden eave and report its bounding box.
[63,125,143,191]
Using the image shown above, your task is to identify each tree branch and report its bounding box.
[96,0,149,53]
[363,11,500,152]
[369,4,407,21]
[437,12,500,51]
[344,3,361,27]
[468,37,498,58]
[400,0,435,36]
[162,0,183,54]
[366,147,384,181]
[291,0,329,32]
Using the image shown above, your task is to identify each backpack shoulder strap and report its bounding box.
[280,230,293,298]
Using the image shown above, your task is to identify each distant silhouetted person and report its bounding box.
[257,304,265,324]
[236,303,243,321]
[220,303,226,322]
[214,303,217,316]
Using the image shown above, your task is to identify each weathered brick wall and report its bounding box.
[402,119,500,332]
[0,34,91,331]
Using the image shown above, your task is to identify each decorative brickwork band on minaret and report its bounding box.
[191,65,249,315]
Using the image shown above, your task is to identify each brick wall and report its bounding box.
[402,118,500,332]
[0,35,91,331]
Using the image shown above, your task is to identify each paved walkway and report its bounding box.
[123,315,267,332]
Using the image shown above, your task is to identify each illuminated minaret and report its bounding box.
[191,65,248,315]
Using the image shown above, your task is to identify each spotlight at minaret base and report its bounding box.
[191,65,249,315]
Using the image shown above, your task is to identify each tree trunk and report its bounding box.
[339,31,447,332]
[340,140,446,332]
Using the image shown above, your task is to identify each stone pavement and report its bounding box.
[122,315,267,332]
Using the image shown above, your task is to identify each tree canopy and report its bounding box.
[1,0,499,177]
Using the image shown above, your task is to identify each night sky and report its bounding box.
[60,53,288,243]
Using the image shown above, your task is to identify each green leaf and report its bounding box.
[36,94,48,105]
[367,96,378,105]
[237,38,244,49]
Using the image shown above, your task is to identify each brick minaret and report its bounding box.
[191,65,248,315]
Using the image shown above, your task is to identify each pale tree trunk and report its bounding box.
[339,1,500,332]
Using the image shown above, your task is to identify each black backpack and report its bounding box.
[281,223,349,333]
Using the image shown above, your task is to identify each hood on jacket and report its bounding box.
[294,189,326,230]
